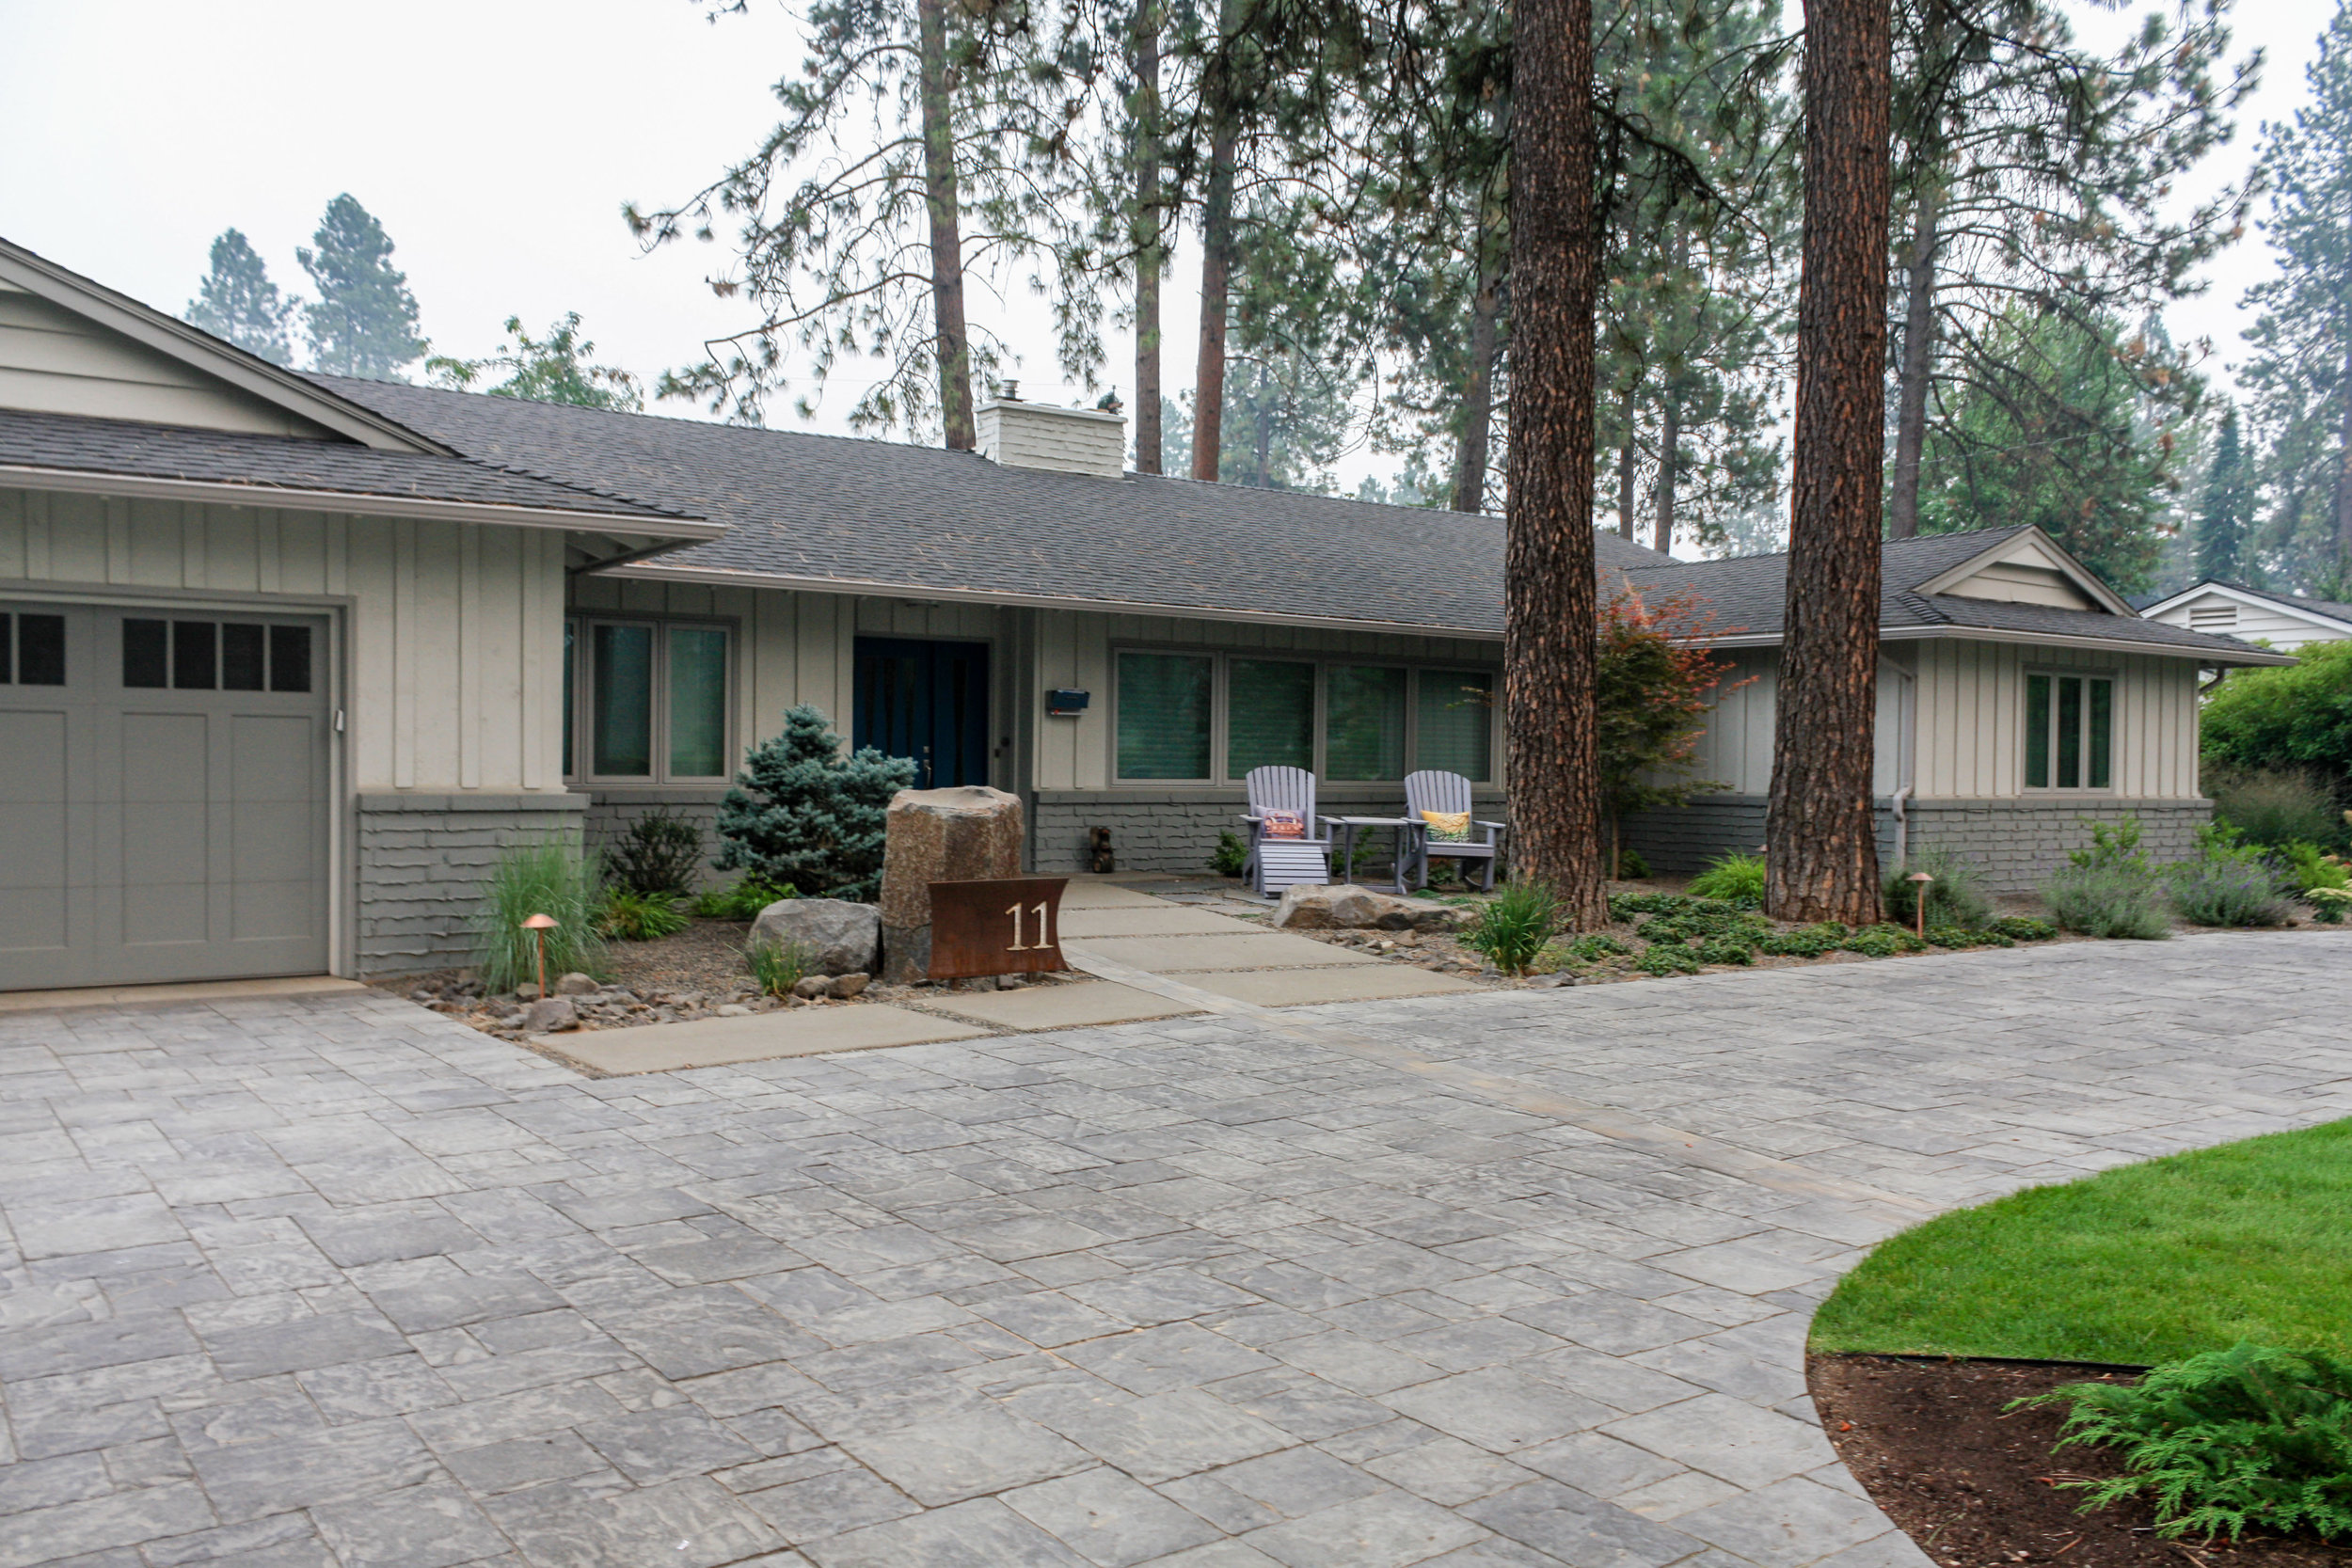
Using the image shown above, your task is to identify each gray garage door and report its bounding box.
[0,600,332,990]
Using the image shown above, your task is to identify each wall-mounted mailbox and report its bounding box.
[1046,689,1090,717]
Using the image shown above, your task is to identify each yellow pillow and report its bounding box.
[1422,810,1471,843]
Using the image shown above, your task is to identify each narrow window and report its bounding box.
[221,624,266,690]
[1415,670,1493,780]
[2056,674,2083,788]
[592,623,654,776]
[2025,673,2052,789]
[124,619,168,689]
[1116,652,1212,780]
[1326,665,1407,781]
[667,626,729,778]
[268,625,312,693]
[2088,678,2113,789]
[18,616,65,686]
[1226,658,1314,777]
[562,621,576,776]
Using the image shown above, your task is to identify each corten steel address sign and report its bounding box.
[926,878,1070,980]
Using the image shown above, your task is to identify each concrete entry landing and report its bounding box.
[546,1003,988,1073]
[1076,931,1391,972]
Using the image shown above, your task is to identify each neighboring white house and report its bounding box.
[2140,580,2352,653]
[0,234,2291,990]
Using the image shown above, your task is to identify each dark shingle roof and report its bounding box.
[1621,530,2284,661]
[310,375,1671,634]
[0,406,698,524]
[2210,580,2352,626]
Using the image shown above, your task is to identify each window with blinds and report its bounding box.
[1326,665,1408,780]
[573,617,733,783]
[1116,651,1213,779]
[1226,658,1314,776]
[1416,671,1493,781]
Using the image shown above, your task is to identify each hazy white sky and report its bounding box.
[0,0,2338,480]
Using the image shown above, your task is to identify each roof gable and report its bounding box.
[2140,579,2352,634]
[1912,528,2127,613]
[0,237,444,453]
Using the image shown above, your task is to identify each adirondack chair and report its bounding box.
[1240,765,1332,896]
[1403,770,1507,891]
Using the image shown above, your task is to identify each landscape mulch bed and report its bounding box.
[1810,1354,2352,1567]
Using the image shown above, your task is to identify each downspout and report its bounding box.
[1890,784,1911,869]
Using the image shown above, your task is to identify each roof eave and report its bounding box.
[2140,578,2352,632]
[0,463,724,539]
[604,561,1506,641]
[1704,621,2296,665]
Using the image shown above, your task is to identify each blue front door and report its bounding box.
[853,638,991,788]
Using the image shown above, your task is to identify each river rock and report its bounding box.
[878,786,1025,982]
[830,973,870,999]
[791,975,832,1000]
[522,996,579,1033]
[554,972,599,996]
[749,898,881,976]
[1273,883,1465,933]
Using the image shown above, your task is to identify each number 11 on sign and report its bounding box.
[1005,902,1051,951]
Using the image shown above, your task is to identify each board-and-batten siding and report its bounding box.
[0,485,567,794]
[1912,639,2199,799]
[0,283,338,439]
[1679,649,1912,798]
[1030,609,1502,791]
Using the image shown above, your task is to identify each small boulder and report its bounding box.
[523,996,579,1033]
[791,975,832,1000]
[1273,884,1464,933]
[554,972,599,996]
[829,973,870,1000]
[515,981,543,1002]
[750,898,881,977]
[715,1003,754,1017]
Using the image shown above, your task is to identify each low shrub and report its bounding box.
[2169,835,2296,928]
[1613,847,1651,879]
[2209,767,2345,851]
[605,810,706,895]
[1565,933,1632,962]
[596,887,689,942]
[1992,914,2058,942]
[1694,937,1756,966]
[1635,943,1706,976]
[1842,924,1929,958]
[1609,891,1694,920]
[2310,888,2352,924]
[1637,901,1772,945]
[1757,922,1847,957]
[2018,1341,2352,1543]
[1209,830,1249,879]
[470,838,606,992]
[692,875,796,922]
[715,705,914,900]
[745,940,810,998]
[1882,846,1994,929]
[2044,816,2169,939]
[1686,851,1765,907]
[2285,842,2352,894]
[1464,880,1559,974]
[1926,925,2013,949]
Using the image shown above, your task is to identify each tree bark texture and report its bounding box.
[917,0,977,451]
[1767,0,1891,925]
[1454,255,1502,512]
[1652,391,1679,554]
[1504,0,1608,929]
[1133,3,1165,474]
[1191,0,1243,484]
[1885,181,1941,539]
[1616,398,1637,540]
[2336,334,2352,570]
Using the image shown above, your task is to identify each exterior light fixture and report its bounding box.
[1905,872,1934,940]
[520,912,559,997]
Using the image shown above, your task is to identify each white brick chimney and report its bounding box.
[977,388,1127,479]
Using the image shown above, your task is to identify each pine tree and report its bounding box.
[2242,0,2352,592]
[184,229,295,365]
[2195,403,2254,584]
[298,195,426,381]
[426,315,644,411]
[713,706,916,901]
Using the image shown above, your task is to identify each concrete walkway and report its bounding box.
[3,933,2348,1568]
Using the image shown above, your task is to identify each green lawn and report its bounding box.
[1810,1117,2352,1365]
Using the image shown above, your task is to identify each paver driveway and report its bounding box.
[4,933,2349,1568]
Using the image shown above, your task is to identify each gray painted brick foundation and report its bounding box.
[1029,788,1506,876]
[1622,793,2211,895]
[356,793,589,976]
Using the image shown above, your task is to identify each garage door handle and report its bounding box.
[336,709,346,732]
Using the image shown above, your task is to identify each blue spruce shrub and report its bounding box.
[713,705,915,901]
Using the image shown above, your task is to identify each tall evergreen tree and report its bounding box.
[298,195,426,381]
[2195,402,2254,584]
[2242,0,2352,591]
[184,229,295,365]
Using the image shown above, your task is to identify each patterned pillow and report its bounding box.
[1422,810,1472,843]
[1262,809,1308,840]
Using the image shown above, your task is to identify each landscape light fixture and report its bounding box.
[1906,872,1934,939]
[520,912,559,997]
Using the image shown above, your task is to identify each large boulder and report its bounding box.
[877,786,1024,981]
[748,897,881,976]
[1273,883,1466,933]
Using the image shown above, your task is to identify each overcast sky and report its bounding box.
[0,0,2337,484]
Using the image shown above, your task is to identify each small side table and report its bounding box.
[1320,816,1418,895]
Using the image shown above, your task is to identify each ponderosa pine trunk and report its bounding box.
[1886,182,1941,539]
[1616,388,1638,539]
[1504,0,1607,929]
[1133,2,1165,474]
[1454,254,1502,512]
[917,0,976,451]
[1191,0,1242,483]
[1652,391,1679,554]
[1767,0,1891,925]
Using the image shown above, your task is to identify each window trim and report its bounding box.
[2023,667,2118,793]
[565,612,739,786]
[1106,644,1500,786]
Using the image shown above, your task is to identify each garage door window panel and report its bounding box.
[2,613,66,688]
